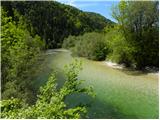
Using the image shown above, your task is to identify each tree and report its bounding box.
[105,26,135,67]
[112,1,159,69]
[2,1,113,48]
[1,8,44,103]
[1,60,94,119]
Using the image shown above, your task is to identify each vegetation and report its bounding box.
[1,1,101,118]
[63,32,108,61]
[2,1,113,48]
[1,60,94,119]
[105,26,135,67]
[109,1,159,69]
[1,0,159,119]
[1,8,44,103]
[63,1,158,70]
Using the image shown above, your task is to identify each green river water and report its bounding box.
[34,49,159,119]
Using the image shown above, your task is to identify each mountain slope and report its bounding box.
[2,1,114,48]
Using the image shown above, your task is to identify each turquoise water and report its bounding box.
[34,49,159,119]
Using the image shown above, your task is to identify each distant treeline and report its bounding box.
[2,1,113,48]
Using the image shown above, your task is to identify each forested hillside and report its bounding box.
[2,1,113,48]
[1,0,159,119]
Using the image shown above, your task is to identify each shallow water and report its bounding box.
[35,49,159,119]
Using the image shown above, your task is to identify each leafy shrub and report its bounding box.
[62,35,80,49]
[1,60,94,119]
[106,28,135,67]
[1,8,45,103]
[63,32,108,61]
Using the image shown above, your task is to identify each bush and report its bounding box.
[1,8,45,103]
[63,32,108,61]
[105,27,135,67]
[62,35,80,49]
[1,60,94,119]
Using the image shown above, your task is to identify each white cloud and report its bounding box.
[57,0,119,2]
[56,0,119,8]
[56,0,76,7]
[68,0,76,6]
[56,0,101,8]
[76,3,98,8]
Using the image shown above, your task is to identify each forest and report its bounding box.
[1,1,159,119]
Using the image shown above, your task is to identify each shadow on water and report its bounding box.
[64,93,138,119]
[53,68,127,118]
[87,98,139,119]
[117,67,158,76]
[55,69,129,119]
[87,98,126,119]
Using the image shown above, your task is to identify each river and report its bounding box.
[34,49,159,119]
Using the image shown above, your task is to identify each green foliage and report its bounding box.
[105,26,135,67]
[111,1,159,69]
[2,1,113,48]
[1,8,44,103]
[62,35,79,49]
[1,60,94,119]
[63,32,108,61]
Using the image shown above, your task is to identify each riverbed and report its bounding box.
[34,49,159,119]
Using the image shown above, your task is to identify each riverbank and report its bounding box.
[104,61,124,69]
[45,49,159,76]
[103,61,159,76]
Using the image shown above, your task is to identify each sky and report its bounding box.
[56,0,120,22]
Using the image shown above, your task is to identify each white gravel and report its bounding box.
[104,61,159,76]
[104,61,124,69]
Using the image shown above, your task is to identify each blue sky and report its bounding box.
[56,0,120,22]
